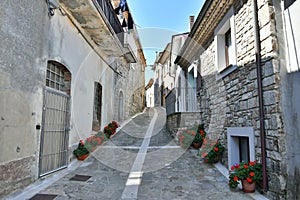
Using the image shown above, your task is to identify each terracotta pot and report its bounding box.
[204,155,220,163]
[192,142,202,149]
[213,155,221,163]
[77,154,89,161]
[241,179,256,193]
[91,146,97,152]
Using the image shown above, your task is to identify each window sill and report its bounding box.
[216,64,237,80]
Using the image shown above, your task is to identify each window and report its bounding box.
[46,61,71,94]
[225,29,233,67]
[93,83,102,130]
[239,137,250,163]
[227,127,255,169]
[215,7,236,72]
[284,0,296,9]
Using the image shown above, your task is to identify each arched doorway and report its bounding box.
[39,61,71,176]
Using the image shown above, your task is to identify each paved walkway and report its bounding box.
[5,107,267,200]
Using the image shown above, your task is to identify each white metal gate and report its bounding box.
[39,88,70,177]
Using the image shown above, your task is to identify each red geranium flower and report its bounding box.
[234,176,239,181]
[246,177,253,183]
[249,172,255,177]
[200,130,205,135]
[244,164,248,169]
[214,147,219,152]
[249,161,255,166]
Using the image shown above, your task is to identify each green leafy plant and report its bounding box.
[193,124,206,144]
[228,161,262,188]
[95,131,108,143]
[201,140,225,163]
[104,121,119,138]
[73,140,89,157]
[86,135,98,146]
[177,128,196,148]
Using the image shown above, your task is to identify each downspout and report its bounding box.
[252,0,268,191]
[184,69,189,111]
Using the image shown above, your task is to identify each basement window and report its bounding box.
[227,127,255,168]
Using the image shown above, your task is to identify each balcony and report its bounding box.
[59,0,124,57]
[123,31,138,63]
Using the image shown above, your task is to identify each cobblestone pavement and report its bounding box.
[6,107,262,200]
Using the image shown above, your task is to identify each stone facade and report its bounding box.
[196,1,286,198]
[166,112,202,138]
[175,0,300,199]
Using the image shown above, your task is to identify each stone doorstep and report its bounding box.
[213,162,270,200]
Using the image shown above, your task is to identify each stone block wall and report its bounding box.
[113,60,145,123]
[166,112,201,138]
[196,0,286,199]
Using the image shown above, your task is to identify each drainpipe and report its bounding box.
[252,0,268,191]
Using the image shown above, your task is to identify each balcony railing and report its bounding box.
[95,0,124,45]
[166,87,199,115]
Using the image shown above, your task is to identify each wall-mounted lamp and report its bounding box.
[46,0,59,16]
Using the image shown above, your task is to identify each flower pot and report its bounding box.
[77,154,89,161]
[91,146,97,152]
[213,155,221,163]
[192,141,202,149]
[241,180,256,193]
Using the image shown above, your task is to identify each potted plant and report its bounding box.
[228,161,262,193]
[177,128,195,148]
[192,124,206,149]
[73,140,90,160]
[103,121,119,139]
[202,140,225,163]
[95,131,108,143]
[85,136,99,152]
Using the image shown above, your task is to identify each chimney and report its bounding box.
[189,16,195,31]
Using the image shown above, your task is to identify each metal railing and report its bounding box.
[166,88,176,115]
[165,87,199,115]
[95,0,124,45]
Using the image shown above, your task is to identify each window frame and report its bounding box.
[214,7,237,74]
[93,82,102,129]
[46,61,71,95]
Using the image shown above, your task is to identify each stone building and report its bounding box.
[174,0,300,199]
[0,0,145,196]
[152,43,174,107]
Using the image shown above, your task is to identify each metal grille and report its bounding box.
[46,62,65,91]
[94,0,124,45]
[166,88,176,116]
[93,82,102,123]
[39,88,70,177]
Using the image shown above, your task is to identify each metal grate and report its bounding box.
[46,62,65,91]
[29,194,57,200]
[70,174,92,182]
[39,88,70,176]
[93,82,102,124]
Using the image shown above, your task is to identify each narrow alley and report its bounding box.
[6,108,259,200]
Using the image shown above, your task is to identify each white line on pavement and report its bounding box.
[121,108,158,199]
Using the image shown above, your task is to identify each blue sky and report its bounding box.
[127,0,204,83]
